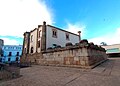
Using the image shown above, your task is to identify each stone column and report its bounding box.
[22,32,30,55]
[78,31,81,42]
[41,21,46,51]
[36,28,38,53]
[22,33,26,55]
[27,33,30,54]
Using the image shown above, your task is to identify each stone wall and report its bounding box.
[21,40,108,68]
[0,70,12,80]
[20,53,43,65]
[40,46,107,68]
[0,63,20,80]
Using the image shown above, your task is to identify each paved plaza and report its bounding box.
[0,58,120,86]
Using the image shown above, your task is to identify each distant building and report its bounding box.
[0,39,4,62]
[102,44,120,57]
[22,21,81,54]
[1,45,22,63]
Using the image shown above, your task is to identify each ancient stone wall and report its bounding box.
[40,46,107,68]
[0,70,12,80]
[21,40,108,68]
[20,53,43,65]
[0,63,20,80]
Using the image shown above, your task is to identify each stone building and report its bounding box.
[21,22,107,68]
[22,21,81,55]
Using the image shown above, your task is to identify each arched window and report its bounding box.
[8,58,11,61]
[0,58,2,62]
[8,52,12,56]
[66,33,69,40]
[31,47,33,53]
[16,57,19,61]
[38,40,40,48]
[16,52,19,56]
[24,48,26,53]
[52,29,57,38]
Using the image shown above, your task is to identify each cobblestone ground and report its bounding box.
[0,58,120,86]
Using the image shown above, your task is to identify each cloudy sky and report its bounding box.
[0,0,120,45]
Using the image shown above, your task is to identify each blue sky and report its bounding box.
[0,0,120,45]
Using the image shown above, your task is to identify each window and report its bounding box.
[8,58,11,61]
[16,57,19,61]
[5,47,8,49]
[16,52,19,56]
[38,40,40,48]
[25,35,28,41]
[24,48,26,53]
[31,35,33,42]
[38,30,41,38]
[31,47,33,53]
[1,54,3,57]
[0,58,2,62]
[66,33,69,40]
[52,29,57,38]
[8,52,12,56]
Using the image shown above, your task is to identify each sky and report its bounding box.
[0,0,120,45]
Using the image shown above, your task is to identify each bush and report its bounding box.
[79,39,88,44]
[94,45,99,50]
[65,42,73,46]
[75,43,79,46]
[47,47,52,50]
[89,42,94,48]
[79,39,89,47]
[89,42,94,45]
[56,45,61,48]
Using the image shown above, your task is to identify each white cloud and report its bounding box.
[65,22,86,37]
[89,28,120,45]
[0,0,53,37]
[1,38,19,45]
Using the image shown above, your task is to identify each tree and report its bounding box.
[100,42,107,46]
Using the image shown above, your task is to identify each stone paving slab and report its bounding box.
[0,58,120,86]
[90,59,114,76]
[66,73,120,86]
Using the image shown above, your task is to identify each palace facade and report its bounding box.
[22,21,81,54]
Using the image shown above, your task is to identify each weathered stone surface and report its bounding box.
[1,58,120,86]
[21,44,107,68]
[0,64,20,81]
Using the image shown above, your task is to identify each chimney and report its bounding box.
[78,31,81,42]
[43,21,46,25]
